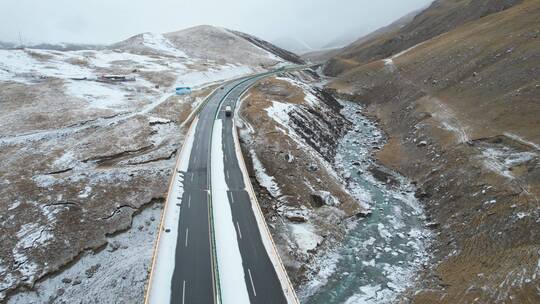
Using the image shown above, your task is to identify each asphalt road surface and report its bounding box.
[171,74,288,304]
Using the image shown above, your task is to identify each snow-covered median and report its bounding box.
[211,119,251,304]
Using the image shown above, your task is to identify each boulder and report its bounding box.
[310,191,340,207]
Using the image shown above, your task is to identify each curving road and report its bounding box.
[146,69,297,304]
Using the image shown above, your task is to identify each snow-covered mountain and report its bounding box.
[112,25,302,66]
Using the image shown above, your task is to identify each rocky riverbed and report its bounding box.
[300,100,431,303]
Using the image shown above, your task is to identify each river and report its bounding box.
[302,100,431,304]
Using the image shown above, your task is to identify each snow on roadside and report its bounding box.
[0,48,257,112]
[145,118,197,304]
[249,149,281,198]
[211,119,250,304]
[0,70,230,147]
[231,114,299,303]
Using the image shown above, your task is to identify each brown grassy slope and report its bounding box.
[334,0,540,144]
[324,0,524,76]
[327,1,539,303]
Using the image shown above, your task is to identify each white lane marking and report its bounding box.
[224,153,228,162]
[190,174,194,182]
[230,193,234,204]
[248,268,257,297]
[182,280,186,304]
[226,170,230,179]
[185,228,189,247]
[236,221,242,239]
[188,196,191,208]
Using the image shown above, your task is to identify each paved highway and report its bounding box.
[146,70,295,304]
[168,81,236,304]
[215,78,288,303]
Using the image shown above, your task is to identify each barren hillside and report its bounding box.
[323,0,539,302]
[324,0,525,76]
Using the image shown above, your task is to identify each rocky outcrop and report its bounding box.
[238,69,365,285]
[230,30,305,64]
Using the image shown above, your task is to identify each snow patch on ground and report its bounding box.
[383,58,396,72]
[0,50,94,83]
[8,203,161,304]
[289,223,323,255]
[265,100,293,125]
[176,64,253,88]
[9,222,54,285]
[479,146,536,180]
[142,33,188,58]
[15,223,53,250]
[430,98,470,143]
[275,76,320,107]
[383,59,394,66]
[504,132,540,151]
[0,47,259,115]
[86,50,173,71]
[64,80,127,109]
[249,149,281,198]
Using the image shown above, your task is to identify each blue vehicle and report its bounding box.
[175,87,192,95]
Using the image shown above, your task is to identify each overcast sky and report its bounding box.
[0,0,432,49]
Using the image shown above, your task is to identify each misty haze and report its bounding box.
[1,0,431,52]
[0,1,538,304]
